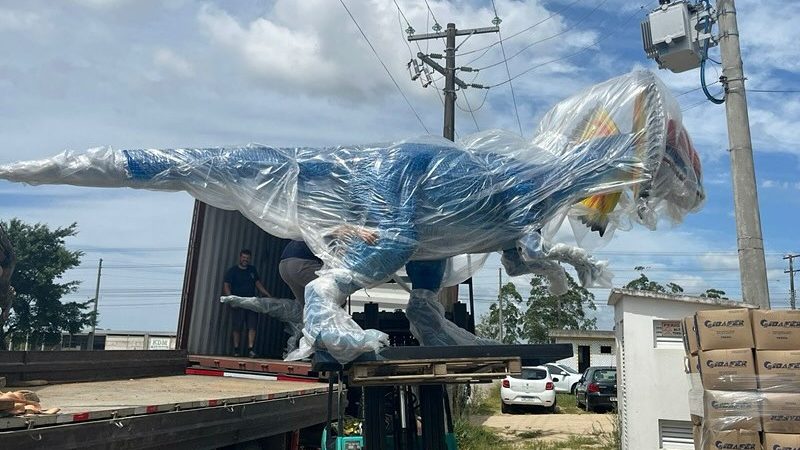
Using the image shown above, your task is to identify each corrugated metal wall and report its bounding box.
[185,206,293,358]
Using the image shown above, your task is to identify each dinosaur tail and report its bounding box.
[0,145,300,235]
[0,145,294,190]
[0,147,134,188]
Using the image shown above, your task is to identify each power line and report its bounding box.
[749,89,800,93]
[393,0,446,109]
[681,89,725,112]
[456,87,491,116]
[460,87,481,131]
[488,4,646,88]
[676,80,720,97]
[490,0,524,137]
[478,0,611,72]
[460,0,584,58]
[421,0,443,36]
[338,0,430,133]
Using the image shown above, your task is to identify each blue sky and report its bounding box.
[0,0,798,333]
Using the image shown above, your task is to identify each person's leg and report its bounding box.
[231,307,244,356]
[232,331,240,354]
[279,259,310,302]
[245,310,258,357]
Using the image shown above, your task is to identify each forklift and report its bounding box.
[315,344,572,450]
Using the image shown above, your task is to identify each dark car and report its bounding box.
[574,366,617,412]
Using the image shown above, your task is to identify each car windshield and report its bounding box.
[521,368,547,380]
[592,369,617,382]
[559,365,578,374]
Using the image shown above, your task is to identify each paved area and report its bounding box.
[470,413,615,442]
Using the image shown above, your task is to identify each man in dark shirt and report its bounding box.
[223,249,271,357]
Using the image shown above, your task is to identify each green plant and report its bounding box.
[454,419,517,450]
[554,393,585,414]
[517,430,544,439]
[463,383,502,416]
[592,414,621,450]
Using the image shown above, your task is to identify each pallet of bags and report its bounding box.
[682,308,800,450]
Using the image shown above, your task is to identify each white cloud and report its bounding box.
[0,8,43,31]
[151,48,194,79]
[698,253,740,270]
[761,179,800,190]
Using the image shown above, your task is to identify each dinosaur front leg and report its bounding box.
[501,232,612,295]
[405,260,498,346]
[287,231,418,364]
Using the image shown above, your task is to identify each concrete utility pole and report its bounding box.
[498,268,504,342]
[87,258,102,350]
[409,25,500,450]
[785,254,799,310]
[409,23,498,141]
[716,0,770,308]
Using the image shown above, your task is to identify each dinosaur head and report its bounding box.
[529,70,705,243]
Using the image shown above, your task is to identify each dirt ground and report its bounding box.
[470,413,615,443]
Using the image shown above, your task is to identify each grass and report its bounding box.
[456,385,621,450]
[455,419,620,450]
[455,419,518,450]
[554,393,586,414]
[517,430,545,439]
[464,386,585,416]
[462,383,502,416]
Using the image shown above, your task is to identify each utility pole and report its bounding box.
[717,0,770,308]
[785,254,799,310]
[408,24,500,450]
[498,268,504,342]
[87,258,102,350]
[409,23,498,140]
[409,22,499,331]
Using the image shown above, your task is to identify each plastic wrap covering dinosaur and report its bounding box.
[220,295,303,357]
[0,70,704,363]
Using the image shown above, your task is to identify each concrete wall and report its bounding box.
[103,334,177,350]
[611,290,754,450]
[552,337,616,371]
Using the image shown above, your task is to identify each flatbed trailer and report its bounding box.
[0,351,330,450]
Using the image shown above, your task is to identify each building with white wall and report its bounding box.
[549,329,616,373]
[609,288,757,450]
[61,330,177,351]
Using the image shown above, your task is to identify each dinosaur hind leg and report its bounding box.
[287,234,417,364]
[405,260,498,346]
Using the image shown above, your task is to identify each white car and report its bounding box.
[500,365,557,413]
[544,363,583,394]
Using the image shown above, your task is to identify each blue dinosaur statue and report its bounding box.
[0,71,704,363]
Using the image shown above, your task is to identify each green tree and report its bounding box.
[625,267,728,297]
[476,282,524,344]
[0,219,93,350]
[700,288,728,299]
[522,273,598,343]
[624,266,685,293]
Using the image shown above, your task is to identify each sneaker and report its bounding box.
[233,351,240,357]
[248,348,257,358]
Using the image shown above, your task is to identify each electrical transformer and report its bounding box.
[641,0,715,73]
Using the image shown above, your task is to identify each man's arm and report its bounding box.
[255,280,271,298]
[223,282,232,296]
